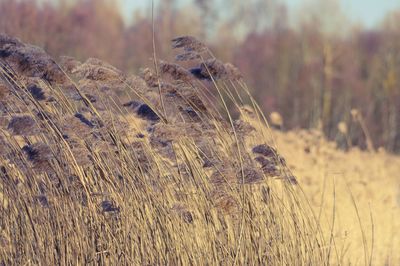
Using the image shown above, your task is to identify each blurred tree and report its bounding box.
[295,0,350,36]
[194,0,218,38]
[1,0,400,152]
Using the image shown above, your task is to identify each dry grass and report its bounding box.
[0,34,327,265]
[272,128,400,265]
[1,33,399,265]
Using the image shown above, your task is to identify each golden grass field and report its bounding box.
[0,33,399,265]
[274,128,400,265]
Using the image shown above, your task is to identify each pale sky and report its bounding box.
[120,0,400,28]
[286,0,400,27]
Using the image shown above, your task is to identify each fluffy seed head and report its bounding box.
[200,59,227,80]
[190,59,242,81]
[22,142,54,173]
[171,36,207,53]
[74,112,94,128]
[237,167,264,184]
[175,52,201,62]
[100,200,120,213]
[254,156,279,176]
[27,84,46,101]
[224,63,243,80]
[137,104,160,122]
[159,61,193,82]
[140,67,158,87]
[252,144,276,158]
[8,115,38,136]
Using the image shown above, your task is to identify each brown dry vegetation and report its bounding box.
[0,24,399,266]
[0,32,400,265]
[274,129,400,265]
[0,34,327,265]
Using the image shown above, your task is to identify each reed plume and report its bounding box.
[7,115,39,136]
[171,36,207,53]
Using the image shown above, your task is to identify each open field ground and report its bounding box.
[275,129,400,265]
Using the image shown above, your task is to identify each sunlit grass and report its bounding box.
[0,34,330,265]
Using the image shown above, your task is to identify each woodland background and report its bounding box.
[1,0,400,152]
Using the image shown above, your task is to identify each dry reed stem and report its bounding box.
[0,33,328,265]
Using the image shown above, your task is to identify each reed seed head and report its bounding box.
[27,84,46,100]
[159,61,193,82]
[171,36,207,53]
[8,115,38,136]
[252,144,276,158]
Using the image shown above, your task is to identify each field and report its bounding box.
[0,33,399,265]
[275,129,400,265]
